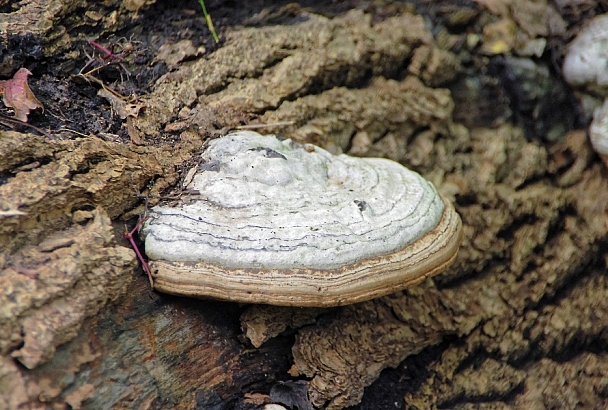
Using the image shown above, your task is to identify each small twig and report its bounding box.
[79,64,108,78]
[123,213,154,288]
[88,40,119,61]
[79,39,134,82]
[0,112,52,138]
[54,128,89,137]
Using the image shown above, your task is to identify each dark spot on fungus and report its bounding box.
[354,199,367,212]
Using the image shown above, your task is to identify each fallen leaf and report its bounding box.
[0,68,43,122]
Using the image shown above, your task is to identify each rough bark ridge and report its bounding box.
[1,4,607,410]
[0,130,199,408]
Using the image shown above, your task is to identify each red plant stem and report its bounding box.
[123,215,153,288]
[88,40,116,60]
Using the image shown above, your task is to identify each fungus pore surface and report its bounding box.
[142,131,462,306]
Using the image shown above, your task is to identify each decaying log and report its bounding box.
[1,4,607,410]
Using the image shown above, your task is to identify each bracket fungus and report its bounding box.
[142,131,462,307]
